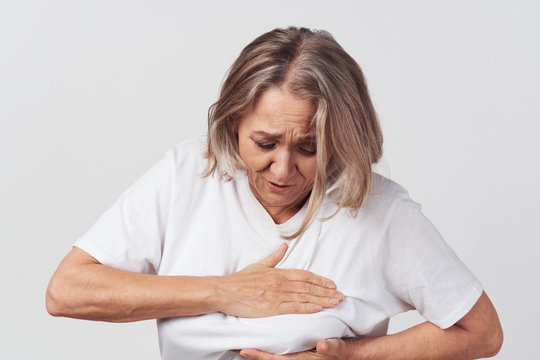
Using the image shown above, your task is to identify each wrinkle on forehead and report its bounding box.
[251,130,315,143]
[248,87,317,139]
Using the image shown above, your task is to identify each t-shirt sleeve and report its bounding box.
[380,196,483,329]
[73,148,178,274]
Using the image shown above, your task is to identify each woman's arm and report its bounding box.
[343,291,503,359]
[239,291,503,359]
[46,244,344,322]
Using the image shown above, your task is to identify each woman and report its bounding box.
[46,27,503,359]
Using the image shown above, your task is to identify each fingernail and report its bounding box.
[327,282,336,289]
[330,298,338,305]
[313,304,323,312]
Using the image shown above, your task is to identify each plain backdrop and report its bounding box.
[1,0,538,359]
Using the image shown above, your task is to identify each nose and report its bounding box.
[269,148,296,182]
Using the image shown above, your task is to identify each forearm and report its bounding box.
[46,249,218,322]
[46,244,342,322]
[347,320,499,360]
[347,291,503,360]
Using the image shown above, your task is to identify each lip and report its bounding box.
[265,179,294,193]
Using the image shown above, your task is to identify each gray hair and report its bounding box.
[204,26,383,239]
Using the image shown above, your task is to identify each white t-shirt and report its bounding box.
[74,137,483,360]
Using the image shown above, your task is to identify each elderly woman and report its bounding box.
[46,27,503,359]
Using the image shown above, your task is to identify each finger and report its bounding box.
[258,243,288,267]
[286,292,343,308]
[275,301,324,315]
[241,347,320,360]
[315,339,329,354]
[316,338,346,356]
[278,280,344,300]
[279,269,337,289]
[240,348,282,360]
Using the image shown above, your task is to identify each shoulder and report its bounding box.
[167,136,207,166]
[158,136,210,179]
[362,173,426,233]
[322,172,418,224]
[368,172,413,208]
[128,136,211,197]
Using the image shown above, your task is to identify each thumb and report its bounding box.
[257,243,288,267]
[316,338,346,356]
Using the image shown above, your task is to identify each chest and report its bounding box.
[155,179,392,359]
[158,181,382,301]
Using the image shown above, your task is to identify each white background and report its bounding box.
[1,0,538,359]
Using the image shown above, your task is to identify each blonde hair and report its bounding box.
[204,26,383,239]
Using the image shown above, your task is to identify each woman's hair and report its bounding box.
[204,26,383,239]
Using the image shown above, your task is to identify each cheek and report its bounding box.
[239,143,268,172]
[299,159,318,182]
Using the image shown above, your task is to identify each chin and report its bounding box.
[264,190,305,207]
[261,194,291,207]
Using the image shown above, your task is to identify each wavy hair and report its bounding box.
[204,26,383,239]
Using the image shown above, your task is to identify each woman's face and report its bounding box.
[237,87,318,223]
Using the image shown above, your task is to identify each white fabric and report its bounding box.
[74,137,483,360]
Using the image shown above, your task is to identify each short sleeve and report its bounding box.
[380,196,483,329]
[74,148,177,274]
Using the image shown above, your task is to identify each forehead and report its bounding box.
[243,87,316,135]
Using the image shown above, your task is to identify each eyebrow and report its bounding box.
[251,131,315,142]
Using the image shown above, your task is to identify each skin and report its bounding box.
[46,243,343,322]
[237,86,318,224]
[234,88,504,358]
[46,88,345,322]
[47,86,503,358]
[237,291,503,359]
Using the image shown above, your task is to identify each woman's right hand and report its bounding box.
[46,244,343,322]
[211,243,344,318]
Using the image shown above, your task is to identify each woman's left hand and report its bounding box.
[237,338,350,359]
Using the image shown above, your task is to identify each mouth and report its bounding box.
[265,179,294,193]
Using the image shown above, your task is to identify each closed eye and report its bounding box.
[297,141,317,156]
[251,136,316,155]
[255,142,275,150]
[298,146,316,156]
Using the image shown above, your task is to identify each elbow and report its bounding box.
[46,247,100,319]
[45,273,71,317]
[460,291,504,358]
[483,324,504,358]
[469,314,503,358]
[46,278,63,317]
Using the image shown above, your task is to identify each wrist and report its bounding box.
[344,337,372,360]
[199,275,224,313]
[168,275,222,316]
